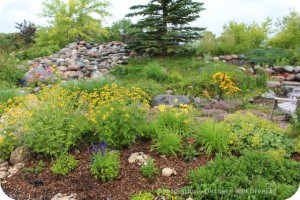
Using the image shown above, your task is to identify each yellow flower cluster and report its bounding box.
[158,103,194,115]
[212,72,240,95]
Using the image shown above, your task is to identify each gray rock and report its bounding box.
[219,55,225,60]
[0,171,9,180]
[151,95,194,107]
[238,54,245,60]
[128,152,149,165]
[294,66,300,73]
[212,57,220,61]
[283,66,294,73]
[0,161,8,168]
[281,81,300,86]
[142,52,150,58]
[295,73,300,81]
[231,54,238,59]
[261,90,276,99]
[24,65,54,83]
[90,71,103,80]
[59,48,72,54]
[9,146,32,165]
[273,66,284,73]
[266,81,281,88]
[162,168,177,177]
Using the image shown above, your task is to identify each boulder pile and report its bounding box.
[23,41,130,84]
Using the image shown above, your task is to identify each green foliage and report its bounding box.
[24,160,45,174]
[130,192,155,200]
[143,62,168,82]
[186,151,300,200]
[60,78,114,93]
[126,0,205,54]
[22,88,88,157]
[221,112,294,158]
[0,51,26,86]
[218,20,271,54]
[181,139,199,162]
[90,102,147,149]
[0,134,19,160]
[195,120,229,155]
[193,31,218,56]
[244,48,291,66]
[141,157,159,179]
[15,45,60,60]
[151,128,183,155]
[97,19,135,43]
[269,10,300,49]
[90,150,120,182]
[0,33,19,51]
[36,0,110,48]
[15,20,36,45]
[51,153,78,176]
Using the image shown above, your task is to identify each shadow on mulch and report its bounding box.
[2,140,213,200]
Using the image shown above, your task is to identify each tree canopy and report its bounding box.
[35,0,110,48]
[126,0,205,55]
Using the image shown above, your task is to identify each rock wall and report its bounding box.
[23,41,130,84]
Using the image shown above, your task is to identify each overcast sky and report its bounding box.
[0,0,300,36]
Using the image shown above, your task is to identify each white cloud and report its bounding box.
[0,0,300,35]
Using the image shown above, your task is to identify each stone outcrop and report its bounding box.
[22,41,130,85]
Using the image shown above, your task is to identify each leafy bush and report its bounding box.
[130,192,155,200]
[0,134,19,160]
[141,157,159,179]
[221,112,294,158]
[196,120,230,155]
[181,138,199,162]
[21,86,88,157]
[151,128,183,155]
[90,145,120,182]
[24,160,45,174]
[60,78,114,93]
[244,48,291,66]
[0,50,26,86]
[51,153,78,176]
[143,62,168,82]
[186,151,300,200]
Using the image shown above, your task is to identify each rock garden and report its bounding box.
[0,40,300,200]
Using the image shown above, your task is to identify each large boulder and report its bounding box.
[24,65,54,83]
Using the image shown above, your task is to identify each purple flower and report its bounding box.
[98,141,108,156]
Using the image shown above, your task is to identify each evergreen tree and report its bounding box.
[126,0,205,55]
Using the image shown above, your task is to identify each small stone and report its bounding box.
[212,57,219,61]
[162,168,176,177]
[285,74,295,81]
[74,149,80,155]
[266,81,280,88]
[0,171,9,179]
[294,66,300,73]
[0,161,9,168]
[51,193,77,200]
[10,146,32,165]
[128,152,149,165]
[0,166,8,171]
[186,197,193,200]
[67,65,80,71]
[231,54,238,59]
[283,66,294,73]
[295,73,300,82]
[223,55,232,61]
[196,56,203,61]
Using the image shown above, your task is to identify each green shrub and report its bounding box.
[51,153,78,176]
[22,87,88,157]
[186,151,300,200]
[24,160,45,174]
[0,134,19,160]
[0,51,26,86]
[90,146,120,182]
[221,112,294,158]
[130,192,155,200]
[141,157,159,179]
[60,78,114,93]
[196,120,230,155]
[90,102,147,149]
[244,48,291,66]
[143,62,168,82]
[181,138,199,162]
[151,128,183,155]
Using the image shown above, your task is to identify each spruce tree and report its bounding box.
[126,0,205,55]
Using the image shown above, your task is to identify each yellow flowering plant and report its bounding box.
[212,72,240,100]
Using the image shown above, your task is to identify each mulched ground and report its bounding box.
[2,140,213,200]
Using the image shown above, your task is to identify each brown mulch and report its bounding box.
[2,140,213,200]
